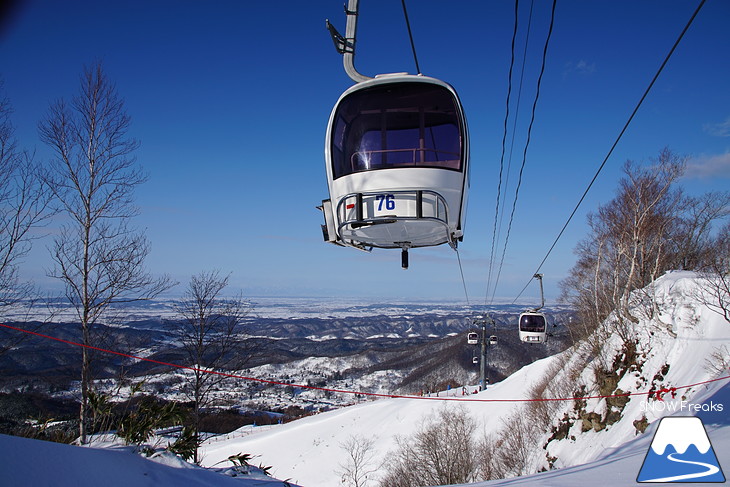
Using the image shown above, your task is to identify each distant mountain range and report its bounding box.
[0,299,574,399]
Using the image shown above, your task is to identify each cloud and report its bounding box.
[703,116,730,137]
[684,152,730,179]
[563,59,596,78]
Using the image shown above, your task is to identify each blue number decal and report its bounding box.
[376,194,395,211]
[385,194,395,210]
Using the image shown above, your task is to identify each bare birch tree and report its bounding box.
[560,149,686,344]
[0,88,53,317]
[696,222,730,324]
[171,270,252,463]
[38,63,173,444]
[561,148,729,346]
[668,192,730,271]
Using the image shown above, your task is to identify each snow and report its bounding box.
[198,351,561,485]
[196,271,729,486]
[649,417,711,455]
[461,378,730,486]
[0,271,727,486]
[0,434,300,486]
[3,381,725,486]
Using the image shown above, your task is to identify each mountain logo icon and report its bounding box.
[637,416,725,483]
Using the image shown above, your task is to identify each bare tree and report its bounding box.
[0,87,53,320]
[38,63,173,444]
[696,222,730,324]
[338,434,380,487]
[562,148,730,350]
[669,192,730,271]
[171,270,252,463]
[560,149,686,345]
[380,406,477,487]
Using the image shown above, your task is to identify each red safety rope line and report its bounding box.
[2,323,728,404]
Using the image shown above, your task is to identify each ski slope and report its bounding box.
[199,362,553,485]
[0,272,727,486]
[0,380,725,487]
[198,271,729,486]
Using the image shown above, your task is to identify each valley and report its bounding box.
[0,299,573,425]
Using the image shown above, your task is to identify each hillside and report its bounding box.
[0,302,571,416]
[0,271,726,486]
[467,377,729,486]
[0,379,725,486]
[197,271,729,486]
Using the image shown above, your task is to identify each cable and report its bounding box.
[512,0,708,303]
[490,0,558,304]
[489,0,537,305]
[456,248,470,305]
[486,0,520,306]
[401,0,421,74]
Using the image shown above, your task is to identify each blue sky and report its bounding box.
[1,0,728,303]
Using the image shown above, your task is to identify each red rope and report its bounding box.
[2,323,728,404]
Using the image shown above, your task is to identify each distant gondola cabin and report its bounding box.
[518,312,547,344]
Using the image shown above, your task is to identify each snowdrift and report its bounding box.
[0,433,299,486]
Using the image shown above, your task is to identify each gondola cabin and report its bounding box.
[489,335,498,345]
[319,74,469,266]
[467,332,478,345]
[518,312,547,344]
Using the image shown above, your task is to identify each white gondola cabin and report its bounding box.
[518,312,547,344]
[489,335,498,345]
[518,273,547,344]
[467,332,478,345]
[319,74,469,267]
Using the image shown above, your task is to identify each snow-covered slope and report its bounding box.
[0,433,300,486]
[0,272,727,486]
[460,376,729,486]
[199,354,558,485]
[198,271,730,486]
[538,271,730,471]
[1,380,725,487]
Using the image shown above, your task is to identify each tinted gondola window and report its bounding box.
[332,82,463,179]
[520,314,546,332]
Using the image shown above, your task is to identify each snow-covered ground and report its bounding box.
[2,294,570,323]
[198,362,550,485]
[0,272,727,486]
[1,380,725,486]
[196,271,729,486]
[0,432,301,486]
[463,378,729,486]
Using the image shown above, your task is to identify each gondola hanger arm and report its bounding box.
[326,0,373,83]
[532,273,545,312]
